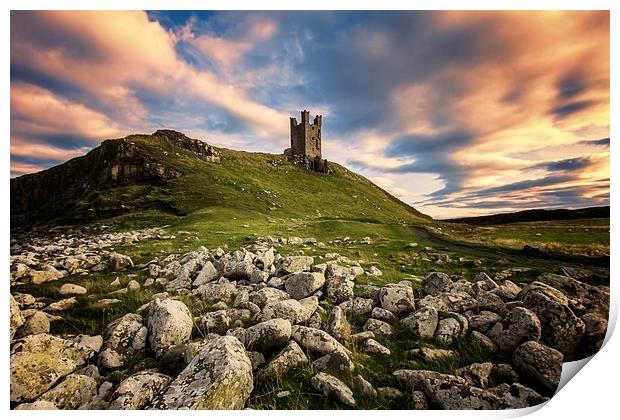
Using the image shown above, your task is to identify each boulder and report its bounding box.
[361,338,391,355]
[150,336,253,409]
[29,266,65,284]
[486,307,542,352]
[108,371,172,410]
[325,275,355,304]
[513,340,563,393]
[146,298,193,358]
[14,401,58,410]
[417,291,478,313]
[59,283,88,296]
[193,279,237,304]
[422,272,453,296]
[291,325,351,356]
[249,287,290,309]
[363,318,393,337]
[15,310,50,338]
[284,272,325,299]
[10,294,25,339]
[108,252,134,272]
[456,362,494,388]
[255,248,275,270]
[312,348,355,375]
[38,373,97,409]
[401,307,438,338]
[259,341,308,378]
[518,282,585,356]
[46,297,77,312]
[276,256,314,275]
[435,317,462,344]
[11,334,95,403]
[326,306,351,342]
[99,313,147,369]
[261,296,318,324]
[338,298,374,317]
[242,319,292,353]
[311,372,356,407]
[468,311,502,333]
[379,284,415,316]
[499,383,548,409]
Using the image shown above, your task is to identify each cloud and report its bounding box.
[10,11,609,218]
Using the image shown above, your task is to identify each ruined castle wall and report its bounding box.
[303,124,321,158]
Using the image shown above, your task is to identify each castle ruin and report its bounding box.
[285,110,329,173]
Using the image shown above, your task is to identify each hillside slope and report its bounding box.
[11,130,431,229]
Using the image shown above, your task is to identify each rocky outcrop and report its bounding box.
[10,130,219,226]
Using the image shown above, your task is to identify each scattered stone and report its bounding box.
[59,283,88,296]
[38,373,97,409]
[513,340,563,393]
[99,313,147,369]
[326,306,351,342]
[259,341,308,378]
[354,374,377,399]
[10,294,25,339]
[379,284,415,316]
[311,372,356,407]
[361,338,391,355]
[276,256,314,275]
[108,371,172,409]
[338,298,374,317]
[16,310,50,338]
[435,317,462,344]
[242,318,292,353]
[377,387,403,400]
[313,348,355,375]
[401,307,438,338]
[108,252,134,272]
[408,347,456,362]
[363,318,393,337]
[150,336,253,409]
[487,307,542,352]
[46,297,77,312]
[422,272,453,296]
[291,325,351,356]
[457,362,494,388]
[146,298,193,358]
[284,272,326,299]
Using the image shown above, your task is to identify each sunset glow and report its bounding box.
[10,10,609,218]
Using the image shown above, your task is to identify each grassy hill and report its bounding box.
[11,130,431,232]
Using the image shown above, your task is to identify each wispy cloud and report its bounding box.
[10,10,609,218]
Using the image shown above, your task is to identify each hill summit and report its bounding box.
[11,130,429,228]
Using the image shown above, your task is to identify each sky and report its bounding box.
[10,10,610,219]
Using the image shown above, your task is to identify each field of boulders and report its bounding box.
[9,229,609,410]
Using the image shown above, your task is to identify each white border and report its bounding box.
[2,2,616,419]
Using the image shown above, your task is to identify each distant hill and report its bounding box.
[445,206,610,225]
[10,130,431,228]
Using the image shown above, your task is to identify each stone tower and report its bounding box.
[289,110,322,159]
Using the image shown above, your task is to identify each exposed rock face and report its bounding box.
[150,336,253,409]
[108,371,172,410]
[99,313,147,369]
[146,298,193,358]
[11,130,219,226]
